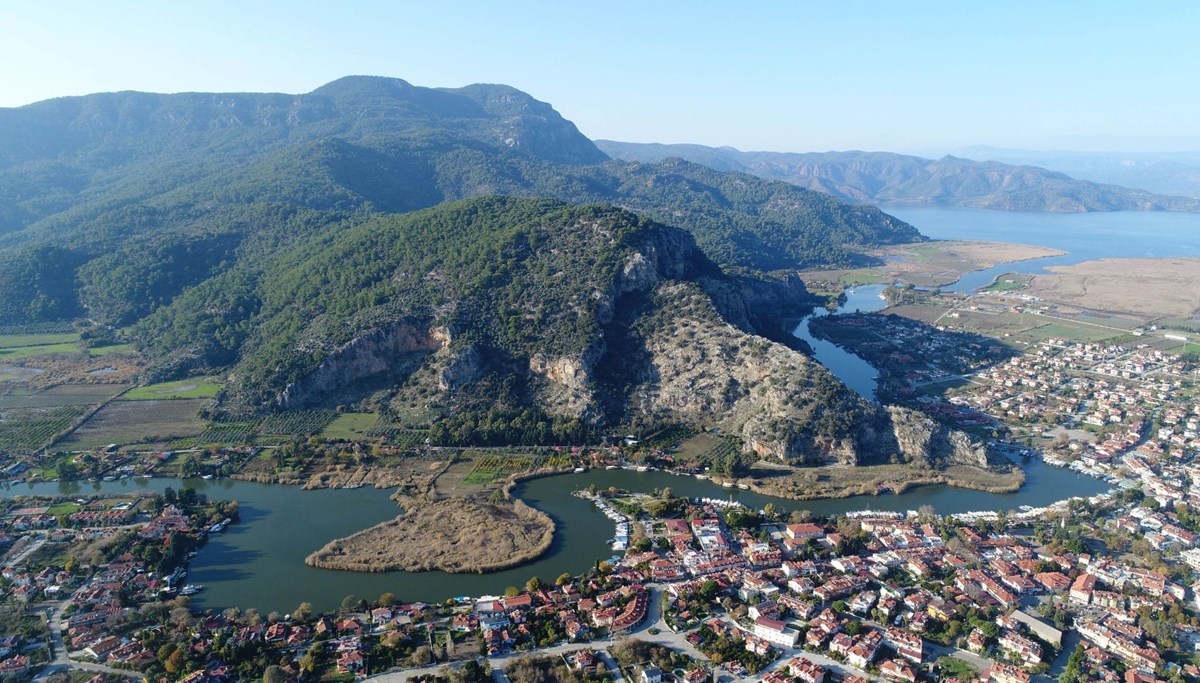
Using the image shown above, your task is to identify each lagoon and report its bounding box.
[884,207,1200,292]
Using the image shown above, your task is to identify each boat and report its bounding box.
[179,584,204,595]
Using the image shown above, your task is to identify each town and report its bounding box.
[2,327,1200,683]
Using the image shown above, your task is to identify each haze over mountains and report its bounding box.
[952,146,1200,199]
[597,141,1200,212]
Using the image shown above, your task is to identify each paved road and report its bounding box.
[3,532,47,568]
[32,599,140,680]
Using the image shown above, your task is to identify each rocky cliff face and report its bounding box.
[884,405,992,468]
[613,281,881,464]
[278,321,443,409]
[267,204,983,472]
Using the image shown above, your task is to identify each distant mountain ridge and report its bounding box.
[953,145,1200,199]
[0,77,919,325]
[596,141,1200,213]
[0,76,1002,468]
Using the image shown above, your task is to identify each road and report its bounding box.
[31,599,140,681]
[3,532,47,568]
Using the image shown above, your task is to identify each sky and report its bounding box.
[5,1,1200,154]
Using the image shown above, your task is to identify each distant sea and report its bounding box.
[882,206,1200,292]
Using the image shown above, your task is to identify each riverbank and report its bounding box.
[799,240,1066,291]
[675,460,1025,504]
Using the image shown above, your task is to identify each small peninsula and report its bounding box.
[304,496,555,574]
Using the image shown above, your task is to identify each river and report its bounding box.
[884,207,1200,292]
[0,460,1106,613]
[11,207,1177,613]
[791,284,888,400]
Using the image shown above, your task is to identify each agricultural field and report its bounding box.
[56,399,208,449]
[321,412,380,440]
[0,405,89,454]
[696,435,741,465]
[0,341,83,360]
[1022,321,1127,343]
[0,333,79,348]
[675,432,720,460]
[0,332,135,361]
[639,424,696,450]
[0,384,127,409]
[124,377,224,400]
[257,410,337,435]
[363,422,429,446]
[171,421,258,448]
[463,454,539,484]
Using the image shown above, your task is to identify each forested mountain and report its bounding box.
[0,77,918,325]
[596,141,1200,213]
[0,76,999,464]
[132,195,963,467]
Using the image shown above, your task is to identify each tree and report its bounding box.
[340,594,360,612]
[262,665,286,683]
[164,650,187,674]
[525,576,542,592]
[789,509,813,524]
[1059,644,1085,683]
[180,454,203,478]
[411,645,434,666]
[55,459,80,481]
[555,572,573,586]
[378,592,397,606]
[504,586,521,598]
[293,602,313,623]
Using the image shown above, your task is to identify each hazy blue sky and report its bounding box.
[6,2,1199,153]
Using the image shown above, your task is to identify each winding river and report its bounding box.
[15,208,1189,612]
[791,284,887,400]
[0,459,1105,613]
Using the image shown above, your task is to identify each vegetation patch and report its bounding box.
[0,405,89,454]
[304,496,555,573]
[256,410,337,435]
[124,377,224,400]
[463,454,538,484]
[982,273,1028,292]
[320,412,380,440]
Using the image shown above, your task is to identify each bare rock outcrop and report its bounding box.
[884,405,992,468]
[278,320,442,408]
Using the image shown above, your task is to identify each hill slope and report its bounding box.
[136,195,982,467]
[0,77,919,325]
[596,141,1200,213]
